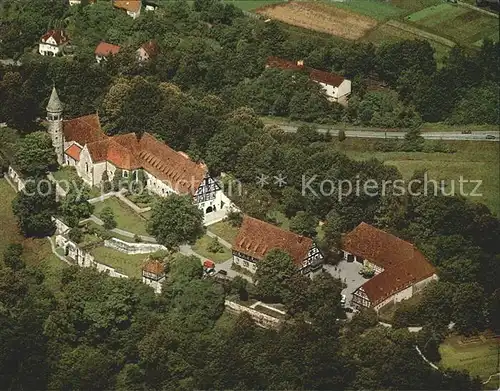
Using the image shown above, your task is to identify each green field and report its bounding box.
[329,0,406,21]
[439,335,498,382]
[406,3,499,46]
[337,140,500,216]
[390,0,441,13]
[224,0,285,10]
[90,246,148,278]
[192,235,233,263]
[93,197,149,236]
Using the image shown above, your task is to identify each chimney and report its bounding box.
[297,60,304,67]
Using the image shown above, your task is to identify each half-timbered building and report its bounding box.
[342,222,437,312]
[232,215,324,276]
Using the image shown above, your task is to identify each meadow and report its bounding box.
[439,335,498,382]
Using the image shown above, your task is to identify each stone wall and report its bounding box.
[56,235,128,279]
[224,300,282,329]
[104,237,168,254]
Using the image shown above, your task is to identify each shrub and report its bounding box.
[134,234,142,243]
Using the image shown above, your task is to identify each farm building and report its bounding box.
[232,215,324,276]
[266,56,351,105]
[342,222,437,312]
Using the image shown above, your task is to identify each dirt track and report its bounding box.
[256,1,378,40]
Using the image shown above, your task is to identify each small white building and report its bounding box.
[39,30,69,57]
[266,56,352,106]
[113,0,141,19]
[342,222,438,312]
[232,215,324,276]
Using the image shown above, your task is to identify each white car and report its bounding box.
[340,294,346,307]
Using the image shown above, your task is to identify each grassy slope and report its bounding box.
[328,0,406,21]
[335,139,500,216]
[93,197,149,236]
[439,335,498,382]
[224,0,285,11]
[207,221,239,245]
[90,246,147,278]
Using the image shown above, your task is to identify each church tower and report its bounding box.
[46,86,64,165]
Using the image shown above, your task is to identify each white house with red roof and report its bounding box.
[95,42,121,63]
[136,40,159,62]
[46,87,234,223]
[266,57,352,106]
[232,215,324,276]
[341,222,438,312]
[39,30,69,57]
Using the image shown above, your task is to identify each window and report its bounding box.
[243,261,249,267]
[122,170,129,178]
[85,163,89,173]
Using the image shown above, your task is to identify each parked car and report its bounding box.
[218,270,228,276]
[461,129,471,134]
[341,294,346,307]
[485,134,496,140]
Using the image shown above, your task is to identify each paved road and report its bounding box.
[277,124,500,141]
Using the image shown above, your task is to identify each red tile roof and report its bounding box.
[64,144,82,161]
[40,29,69,45]
[63,114,106,146]
[266,56,346,87]
[113,0,141,12]
[62,114,207,194]
[142,259,165,275]
[233,215,313,266]
[95,41,121,57]
[343,223,436,306]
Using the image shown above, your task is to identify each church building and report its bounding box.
[46,87,234,223]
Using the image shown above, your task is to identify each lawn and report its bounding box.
[337,140,500,216]
[267,210,291,230]
[390,0,441,13]
[192,235,232,263]
[92,197,149,236]
[51,166,101,198]
[207,221,239,245]
[90,246,148,279]
[405,3,499,46]
[439,335,499,382]
[329,0,406,21]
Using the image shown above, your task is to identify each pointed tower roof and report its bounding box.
[46,86,63,113]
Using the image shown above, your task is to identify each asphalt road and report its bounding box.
[278,125,500,142]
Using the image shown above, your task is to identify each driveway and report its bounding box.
[324,259,368,306]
